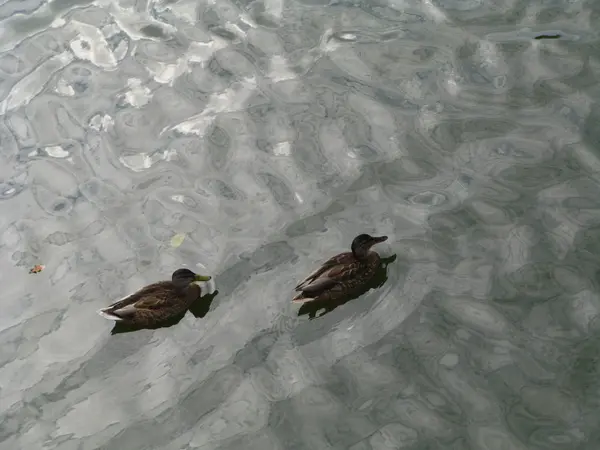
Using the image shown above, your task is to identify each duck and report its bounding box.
[97,268,212,327]
[293,233,388,304]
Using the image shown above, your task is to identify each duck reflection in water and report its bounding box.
[293,234,395,319]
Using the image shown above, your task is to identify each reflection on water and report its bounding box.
[1,0,600,448]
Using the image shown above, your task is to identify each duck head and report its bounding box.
[172,268,211,291]
[351,234,388,259]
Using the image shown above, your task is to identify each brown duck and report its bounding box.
[97,268,211,327]
[293,234,388,303]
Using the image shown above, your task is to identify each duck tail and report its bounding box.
[292,292,316,303]
[96,307,124,321]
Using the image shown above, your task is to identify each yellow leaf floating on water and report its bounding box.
[170,233,186,248]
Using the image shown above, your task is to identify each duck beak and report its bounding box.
[372,235,388,244]
[194,274,211,282]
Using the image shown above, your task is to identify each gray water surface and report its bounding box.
[1,0,600,449]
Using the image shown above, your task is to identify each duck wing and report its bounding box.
[292,258,367,303]
[295,252,365,296]
[295,252,354,291]
[102,282,173,315]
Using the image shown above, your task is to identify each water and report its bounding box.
[1,0,600,448]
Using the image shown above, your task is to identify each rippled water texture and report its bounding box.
[1,0,600,448]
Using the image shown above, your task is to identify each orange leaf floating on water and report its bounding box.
[29,264,45,274]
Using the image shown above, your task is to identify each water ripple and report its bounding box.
[1,0,600,449]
